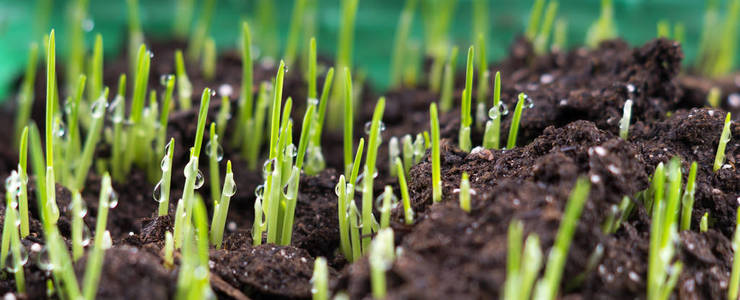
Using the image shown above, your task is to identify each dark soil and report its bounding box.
[0,33,738,300]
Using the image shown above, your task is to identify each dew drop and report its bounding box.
[219,84,233,97]
[90,99,106,118]
[148,51,154,59]
[334,182,342,197]
[82,18,95,32]
[308,97,319,106]
[153,181,163,203]
[36,246,53,271]
[285,143,297,158]
[255,185,265,199]
[55,120,66,138]
[488,107,500,120]
[205,141,224,162]
[194,170,205,189]
[67,200,87,219]
[81,225,92,247]
[161,156,170,172]
[160,74,174,86]
[210,89,217,97]
[5,246,28,273]
[523,94,534,109]
[364,121,387,135]
[102,231,113,249]
[107,189,119,209]
[499,102,509,115]
[224,182,237,197]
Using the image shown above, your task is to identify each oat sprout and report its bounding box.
[619,99,633,140]
[713,112,732,171]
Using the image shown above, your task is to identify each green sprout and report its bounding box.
[439,46,459,113]
[211,161,236,249]
[208,123,221,203]
[283,0,307,67]
[73,87,108,190]
[602,196,634,234]
[164,231,174,268]
[183,89,213,217]
[14,43,38,147]
[700,213,709,232]
[476,34,489,129]
[328,0,359,130]
[532,177,590,300]
[337,138,365,259]
[619,99,633,140]
[679,162,698,231]
[585,0,617,48]
[361,98,387,251]
[657,20,671,38]
[175,50,193,110]
[312,257,328,300]
[111,75,127,181]
[730,207,740,300]
[156,138,175,216]
[646,158,683,300]
[422,0,457,93]
[369,228,395,299]
[483,71,503,149]
[552,19,568,51]
[460,46,474,152]
[122,45,151,175]
[157,75,176,159]
[390,0,418,88]
[344,68,355,175]
[253,187,264,246]
[389,137,400,177]
[379,186,394,229]
[533,1,558,55]
[28,124,46,213]
[64,75,87,184]
[503,220,543,300]
[306,66,336,175]
[71,191,85,261]
[66,0,87,94]
[349,201,362,262]
[127,0,144,77]
[402,41,422,87]
[202,37,216,80]
[186,0,215,62]
[525,0,546,40]
[86,34,104,119]
[173,0,195,38]
[2,183,26,294]
[82,173,114,300]
[696,0,740,77]
[394,158,414,225]
[233,22,253,149]
[507,93,526,149]
[713,112,732,171]
[176,197,214,299]
[707,87,721,108]
[45,30,60,225]
[459,172,471,212]
[430,103,442,203]
[255,0,278,57]
[18,127,30,237]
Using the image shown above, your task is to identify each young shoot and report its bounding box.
[71,191,86,261]
[186,0,215,62]
[430,103,442,203]
[483,71,504,149]
[361,98,387,251]
[182,89,213,218]
[283,0,307,67]
[73,87,109,190]
[211,161,236,249]
[708,87,721,108]
[525,0,546,41]
[439,46,459,113]
[175,50,193,110]
[459,172,471,212]
[344,68,354,175]
[123,45,151,175]
[207,123,222,203]
[390,0,418,87]
[252,186,265,246]
[234,22,253,149]
[173,0,194,38]
[245,82,270,170]
[156,138,175,216]
[127,0,144,77]
[337,138,365,259]
[585,0,617,48]
[3,185,26,294]
[379,186,394,229]
[422,0,456,93]
[389,137,400,177]
[157,75,176,159]
[164,231,174,268]
[532,177,590,300]
[312,257,328,300]
[533,1,558,55]
[679,162,698,231]
[14,43,38,148]
[503,220,543,300]
[369,228,395,299]
[394,158,414,225]
[700,212,709,232]
[202,37,216,80]
[328,0,359,130]
[476,34,489,128]
[306,67,336,175]
[82,173,114,300]
[730,207,740,300]
[111,74,127,181]
[45,30,60,225]
[87,34,104,117]
[18,127,30,237]
[619,99,633,140]
[713,112,732,171]
[507,93,526,149]
[459,46,474,152]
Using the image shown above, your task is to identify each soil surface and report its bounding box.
[0,35,737,300]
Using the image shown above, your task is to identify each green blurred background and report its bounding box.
[0,0,729,101]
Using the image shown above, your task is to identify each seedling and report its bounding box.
[696,0,740,77]
[182,89,213,218]
[390,0,418,87]
[344,68,355,175]
[82,173,114,300]
[534,0,557,55]
[245,82,270,170]
[252,187,265,246]
[700,213,709,232]
[503,220,542,300]
[459,172,471,212]
[233,22,253,150]
[283,0,307,66]
[553,19,568,51]
[369,228,395,299]
[379,186,394,229]
[71,191,86,261]
[66,0,87,94]
[680,162,698,231]
[86,34,104,121]
[122,45,151,175]
[361,98,387,250]
[460,46,474,152]
[532,177,590,300]
[73,87,109,189]
[430,103,442,203]
[175,197,214,299]
[476,34,489,128]
[208,123,222,203]
[483,71,504,149]
[18,127,30,237]
[507,93,527,149]
[175,50,193,110]
[646,158,683,300]
[439,46,459,113]
[211,161,237,249]
[45,30,60,225]
[186,0,216,62]
[422,0,456,93]
[156,139,175,216]
[329,0,359,130]
[111,75,127,181]
[157,75,176,159]
[389,137,400,177]
[337,138,365,259]
[2,183,27,294]
[713,112,732,171]
[585,0,617,48]
[619,99,633,140]
[312,257,328,300]
[707,87,721,108]
[63,75,87,185]
[306,63,335,175]
[164,231,174,268]
[602,196,634,234]
[729,207,740,300]
[14,43,38,147]
[127,0,144,77]
[202,37,216,80]
[525,0,546,41]
[173,0,195,38]
[394,158,414,225]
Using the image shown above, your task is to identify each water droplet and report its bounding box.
[219,84,233,97]
[194,170,205,189]
[153,181,164,203]
[364,121,387,135]
[82,18,95,32]
[498,102,509,115]
[81,225,92,247]
[335,182,342,197]
[107,189,119,209]
[308,97,319,106]
[626,84,635,93]
[67,200,87,219]
[90,99,106,118]
[255,185,265,199]
[160,74,174,86]
[375,192,399,211]
[161,155,170,172]
[210,89,217,97]
[285,144,297,158]
[523,94,534,109]
[205,140,224,162]
[101,231,113,249]
[224,181,237,197]
[5,246,28,273]
[148,51,154,59]
[263,159,276,176]
[488,107,500,120]
[36,246,53,271]
[55,120,66,138]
